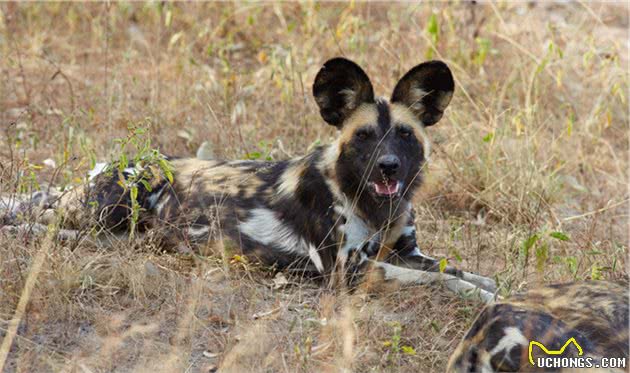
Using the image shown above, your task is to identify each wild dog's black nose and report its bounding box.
[377,155,400,176]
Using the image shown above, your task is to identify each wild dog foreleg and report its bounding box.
[369,260,495,303]
[336,246,494,303]
[387,223,497,293]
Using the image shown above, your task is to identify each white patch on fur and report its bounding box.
[239,208,313,263]
[318,141,340,177]
[416,124,431,160]
[479,356,495,373]
[318,149,346,204]
[405,245,435,260]
[489,327,528,357]
[123,164,144,176]
[187,225,210,239]
[88,163,147,181]
[277,162,303,197]
[88,162,108,180]
[408,246,423,257]
[147,183,168,210]
[401,225,415,237]
[155,194,171,215]
[308,245,325,273]
[334,204,374,262]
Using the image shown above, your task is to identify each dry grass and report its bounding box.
[0,2,628,372]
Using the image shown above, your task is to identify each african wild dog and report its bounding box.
[447,281,629,372]
[4,58,496,301]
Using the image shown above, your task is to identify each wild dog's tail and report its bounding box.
[0,190,54,226]
[2,161,172,233]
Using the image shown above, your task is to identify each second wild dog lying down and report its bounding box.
[447,281,629,372]
[7,58,496,301]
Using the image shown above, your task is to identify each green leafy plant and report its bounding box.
[520,230,572,276]
[473,37,492,66]
[383,321,416,366]
[425,13,439,59]
[244,141,275,161]
[105,120,174,238]
[294,335,313,371]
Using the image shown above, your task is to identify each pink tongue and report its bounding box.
[375,180,399,195]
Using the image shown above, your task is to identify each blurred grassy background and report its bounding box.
[0,2,628,372]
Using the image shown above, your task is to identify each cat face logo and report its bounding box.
[528,337,583,366]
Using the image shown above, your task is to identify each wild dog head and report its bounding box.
[313,58,454,219]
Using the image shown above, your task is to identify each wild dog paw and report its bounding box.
[461,272,497,293]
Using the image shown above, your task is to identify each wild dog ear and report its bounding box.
[391,61,454,126]
[313,58,375,127]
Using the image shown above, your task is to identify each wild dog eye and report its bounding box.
[398,127,413,138]
[355,128,374,140]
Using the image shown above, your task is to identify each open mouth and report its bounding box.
[369,179,402,198]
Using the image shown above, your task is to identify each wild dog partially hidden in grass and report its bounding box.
[3,58,496,302]
[447,281,629,372]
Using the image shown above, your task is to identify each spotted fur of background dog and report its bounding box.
[447,281,629,372]
[3,58,496,301]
